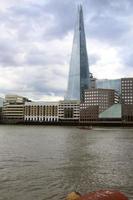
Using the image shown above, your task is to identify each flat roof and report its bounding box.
[25,101,59,106]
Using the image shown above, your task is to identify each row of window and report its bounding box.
[25,106,58,116]
[121,79,133,82]
[122,96,133,98]
[25,118,58,122]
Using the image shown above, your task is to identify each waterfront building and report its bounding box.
[82,89,119,113]
[96,79,121,94]
[80,89,119,122]
[58,100,80,122]
[65,5,90,101]
[2,95,30,123]
[121,78,133,121]
[0,97,4,122]
[24,102,59,122]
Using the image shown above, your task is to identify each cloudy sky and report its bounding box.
[0,0,133,101]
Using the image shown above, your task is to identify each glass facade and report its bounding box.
[64,108,73,118]
[65,5,90,101]
[96,79,121,94]
[99,104,121,119]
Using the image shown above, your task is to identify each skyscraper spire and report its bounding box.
[65,5,90,101]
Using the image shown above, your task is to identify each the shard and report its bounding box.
[65,5,90,101]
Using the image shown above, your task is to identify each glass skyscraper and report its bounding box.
[65,5,90,101]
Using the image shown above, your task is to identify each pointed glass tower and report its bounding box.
[65,5,90,101]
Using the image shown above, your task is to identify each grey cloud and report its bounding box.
[25,50,65,66]
[31,83,65,97]
[0,54,17,66]
[23,68,66,97]
[42,0,76,38]
[84,0,133,46]
[10,4,43,17]
[87,15,129,44]
[0,4,52,42]
[0,40,20,66]
[8,0,74,41]
[0,64,67,99]
[89,54,100,66]
[85,0,133,18]
[122,52,133,69]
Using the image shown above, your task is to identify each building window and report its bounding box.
[64,108,73,118]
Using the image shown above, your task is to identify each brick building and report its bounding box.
[80,89,119,122]
[121,78,133,121]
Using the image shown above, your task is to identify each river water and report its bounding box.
[0,125,132,200]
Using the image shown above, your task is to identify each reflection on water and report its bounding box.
[0,126,132,200]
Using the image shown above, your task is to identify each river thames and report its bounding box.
[0,126,132,200]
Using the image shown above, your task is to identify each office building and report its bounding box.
[80,89,119,122]
[2,95,30,123]
[82,89,119,113]
[24,102,59,122]
[0,98,4,122]
[65,5,90,101]
[58,100,80,121]
[121,78,133,121]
